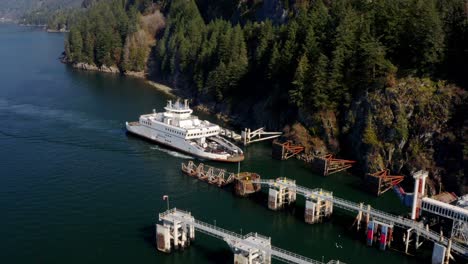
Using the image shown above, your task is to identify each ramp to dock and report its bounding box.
[158,208,345,264]
[252,179,468,257]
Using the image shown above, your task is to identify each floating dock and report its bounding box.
[181,161,262,195]
[181,161,235,187]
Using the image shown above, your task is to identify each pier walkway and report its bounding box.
[158,208,344,264]
[253,179,468,257]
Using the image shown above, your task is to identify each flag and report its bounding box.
[163,195,168,200]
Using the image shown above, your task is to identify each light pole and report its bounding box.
[163,195,169,210]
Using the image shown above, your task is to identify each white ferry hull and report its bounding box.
[126,122,244,162]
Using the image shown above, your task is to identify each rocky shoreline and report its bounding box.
[62,58,466,195]
[66,59,176,97]
[71,62,120,74]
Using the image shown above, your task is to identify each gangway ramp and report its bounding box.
[157,208,345,264]
[252,179,468,257]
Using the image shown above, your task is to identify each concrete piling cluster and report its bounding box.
[155,208,338,264]
[365,221,393,251]
[304,192,334,224]
[156,209,195,253]
[161,169,466,263]
[267,178,297,210]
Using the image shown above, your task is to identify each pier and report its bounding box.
[181,161,235,187]
[157,208,345,264]
[218,127,282,146]
[176,164,468,262]
[250,177,467,260]
[241,128,282,146]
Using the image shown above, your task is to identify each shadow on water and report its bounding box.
[139,225,156,249]
[190,243,232,263]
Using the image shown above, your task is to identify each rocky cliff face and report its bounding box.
[342,77,465,194]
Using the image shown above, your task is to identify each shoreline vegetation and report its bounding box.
[61,0,468,195]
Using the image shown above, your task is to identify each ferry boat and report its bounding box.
[126,99,244,162]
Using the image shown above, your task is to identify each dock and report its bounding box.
[181,161,261,194]
[219,127,282,146]
[245,175,467,260]
[241,128,282,146]
[181,161,235,187]
[157,208,345,264]
[175,163,468,262]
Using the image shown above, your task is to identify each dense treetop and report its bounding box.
[0,0,82,20]
[64,0,467,194]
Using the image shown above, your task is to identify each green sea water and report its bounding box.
[0,24,427,263]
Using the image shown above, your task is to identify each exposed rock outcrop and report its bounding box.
[343,77,465,193]
[72,62,119,73]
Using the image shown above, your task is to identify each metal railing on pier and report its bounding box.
[160,208,344,264]
[252,180,468,257]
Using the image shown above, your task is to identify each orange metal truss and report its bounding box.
[280,141,305,160]
[323,154,356,176]
[368,169,404,196]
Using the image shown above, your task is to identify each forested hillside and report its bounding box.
[65,0,467,195]
[0,0,82,20]
[66,0,164,73]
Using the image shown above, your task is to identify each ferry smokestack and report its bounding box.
[184,99,188,108]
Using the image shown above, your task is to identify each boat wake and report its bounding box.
[0,98,119,132]
[150,145,193,160]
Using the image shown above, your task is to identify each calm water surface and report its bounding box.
[0,24,425,263]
